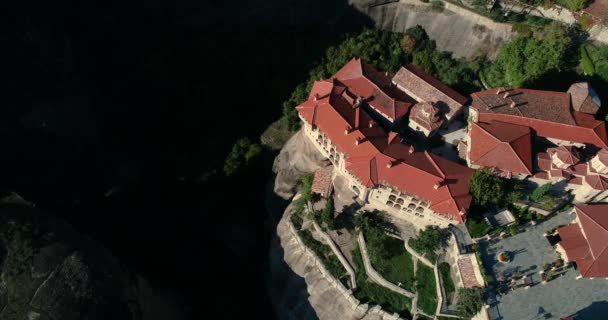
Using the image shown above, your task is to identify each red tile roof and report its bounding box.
[409,102,444,132]
[558,205,608,278]
[585,174,608,191]
[471,88,608,148]
[312,166,333,196]
[392,64,467,120]
[297,76,473,222]
[333,58,413,121]
[548,146,581,166]
[568,82,601,115]
[469,121,533,175]
[584,0,608,20]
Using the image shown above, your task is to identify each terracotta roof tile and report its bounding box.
[472,88,608,148]
[297,70,473,222]
[568,82,601,115]
[392,64,467,120]
[409,102,444,132]
[469,121,533,175]
[312,167,333,196]
[558,205,608,277]
[334,58,413,121]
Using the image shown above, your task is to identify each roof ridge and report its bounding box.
[578,207,608,259]
[508,133,533,175]
[424,151,446,178]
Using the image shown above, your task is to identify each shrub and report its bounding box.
[531,183,552,202]
[320,198,336,229]
[223,137,263,176]
[457,288,484,317]
[466,217,491,238]
[415,265,438,314]
[409,226,442,262]
[439,262,455,302]
[470,168,507,205]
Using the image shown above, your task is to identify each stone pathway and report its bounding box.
[479,210,608,320]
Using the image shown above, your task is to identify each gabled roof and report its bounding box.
[558,205,608,278]
[469,121,533,175]
[471,87,608,148]
[333,58,413,121]
[585,174,608,191]
[296,75,473,222]
[392,64,467,120]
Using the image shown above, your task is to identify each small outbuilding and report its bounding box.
[311,166,334,198]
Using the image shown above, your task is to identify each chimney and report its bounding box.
[369,120,375,128]
[355,137,362,145]
[355,108,360,128]
[509,101,516,109]
[344,126,351,135]
[503,92,510,99]
[314,93,319,101]
[409,145,415,154]
[386,161,393,168]
[434,182,441,190]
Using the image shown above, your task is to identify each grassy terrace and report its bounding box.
[298,229,349,284]
[364,228,416,292]
[353,245,412,317]
[416,264,438,315]
[438,262,455,304]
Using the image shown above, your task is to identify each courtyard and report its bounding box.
[480,210,608,320]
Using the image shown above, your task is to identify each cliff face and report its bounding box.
[0,196,187,320]
[349,0,513,59]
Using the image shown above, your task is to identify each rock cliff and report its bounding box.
[0,195,187,320]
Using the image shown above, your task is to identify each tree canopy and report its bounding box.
[469,168,507,206]
[223,137,263,176]
[457,288,484,317]
[485,22,572,87]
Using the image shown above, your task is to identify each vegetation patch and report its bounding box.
[353,245,412,317]
[438,262,455,303]
[466,215,491,238]
[408,226,442,263]
[456,288,484,318]
[415,264,438,315]
[358,212,415,291]
[223,137,263,176]
[298,229,347,282]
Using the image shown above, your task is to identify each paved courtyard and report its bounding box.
[480,210,608,320]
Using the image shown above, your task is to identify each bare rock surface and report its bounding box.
[272,130,328,200]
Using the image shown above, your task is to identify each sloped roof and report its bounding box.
[409,102,444,132]
[312,166,333,195]
[585,174,608,191]
[297,76,473,222]
[392,64,467,120]
[568,82,601,115]
[548,146,581,166]
[469,121,533,175]
[471,88,608,148]
[558,205,608,278]
[333,58,413,121]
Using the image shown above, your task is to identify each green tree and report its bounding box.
[409,226,443,258]
[531,183,552,202]
[413,49,435,74]
[485,22,571,87]
[223,137,263,176]
[320,198,336,229]
[457,288,484,317]
[469,168,507,205]
[581,45,595,75]
[558,0,589,11]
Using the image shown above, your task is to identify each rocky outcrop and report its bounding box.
[349,0,514,59]
[0,197,188,320]
[271,130,329,200]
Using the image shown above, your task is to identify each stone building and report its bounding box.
[296,60,474,227]
[464,83,608,202]
[556,204,608,279]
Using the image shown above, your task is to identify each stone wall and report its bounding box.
[287,214,406,319]
[311,220,358,289]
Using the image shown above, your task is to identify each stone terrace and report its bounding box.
[480,210,608,320]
